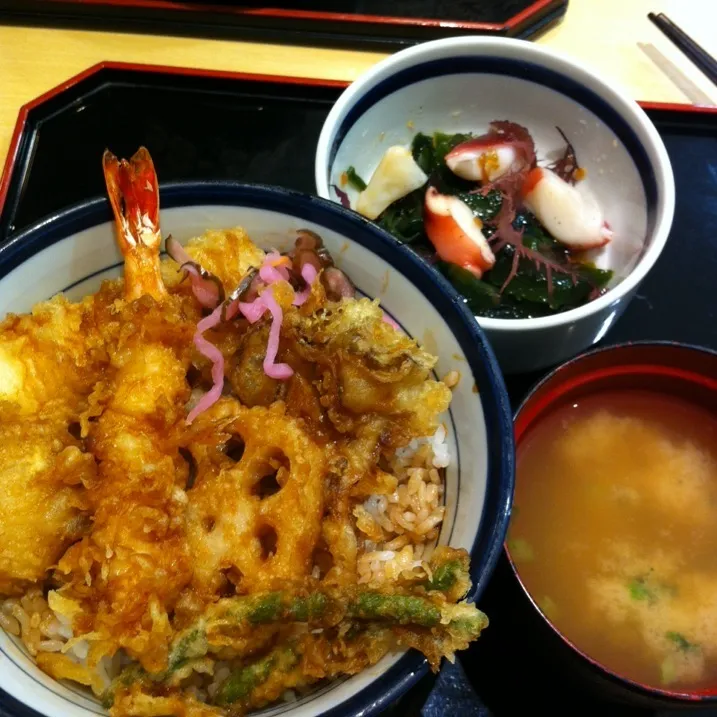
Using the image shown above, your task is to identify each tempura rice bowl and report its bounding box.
[0,183,513,717]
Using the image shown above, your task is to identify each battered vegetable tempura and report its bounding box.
[0,289,106,595]
[0,147,488,716]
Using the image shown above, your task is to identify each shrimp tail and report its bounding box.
[102,147,167,302]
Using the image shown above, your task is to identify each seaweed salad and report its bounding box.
[337,121,614,320]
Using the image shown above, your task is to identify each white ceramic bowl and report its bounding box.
[315,36,675,374]
[0,184,513,717]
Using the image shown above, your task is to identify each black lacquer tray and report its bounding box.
[0,0,567,49]
[1,63,717,717]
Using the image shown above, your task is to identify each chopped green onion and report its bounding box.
[666,631,698,652]
[345,166,367,191]
[628,577,654,603]
[508,537,534,563]
[538,595,558,620]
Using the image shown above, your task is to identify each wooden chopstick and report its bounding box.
[637,42,715,106]
[648,12,717,86]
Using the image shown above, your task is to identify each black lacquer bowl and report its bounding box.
[507,342,717,710]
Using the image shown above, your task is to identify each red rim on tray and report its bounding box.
[0,0,568,48]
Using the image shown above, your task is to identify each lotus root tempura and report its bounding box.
[511,390,717,691]
[0,147,488,716]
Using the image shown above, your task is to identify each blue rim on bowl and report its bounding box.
[0,182,515,717]
[315,37,675,338]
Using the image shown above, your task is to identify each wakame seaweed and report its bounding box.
[370,130,614,319]
[485,213,612,313]
[376,190,425,244]
[412,132,475,195]
[436,262,500,313]
[458,190,503,223]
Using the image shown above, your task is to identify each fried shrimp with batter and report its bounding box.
[0,261,105,593]
[53,150,199,673]
[0,147,489,717]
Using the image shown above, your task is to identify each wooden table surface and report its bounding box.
[0,0,715,170]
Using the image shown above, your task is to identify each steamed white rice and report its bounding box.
[356,424,449,585]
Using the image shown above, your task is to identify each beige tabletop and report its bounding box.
[0,0,715,172]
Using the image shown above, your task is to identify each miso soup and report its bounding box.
[511,390,717,691]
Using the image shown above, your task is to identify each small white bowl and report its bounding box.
[315,36,675,374]
[0,183,513,717]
